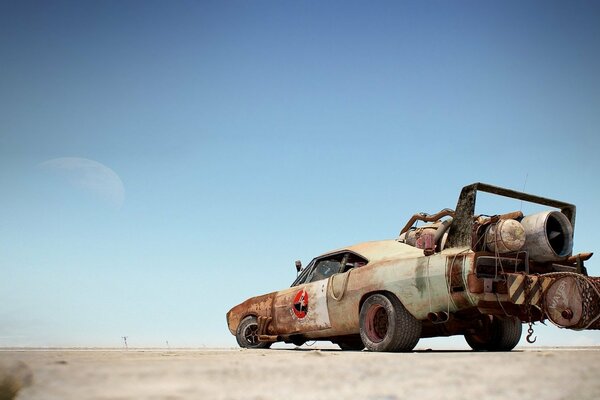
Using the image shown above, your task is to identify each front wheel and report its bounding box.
[359,293,421,352]
[236,316,272,349]
[465,315,522,351]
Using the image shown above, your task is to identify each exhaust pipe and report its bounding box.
[427,311,450,324]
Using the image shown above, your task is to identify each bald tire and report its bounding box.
[359,293,422,352]
[236,316,272,349]
[465,315,522,352]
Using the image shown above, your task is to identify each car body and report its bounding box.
[226,183,599,352]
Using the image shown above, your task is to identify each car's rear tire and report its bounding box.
[465,315,522,351]
[236,316,272,349]
[359,293,421,352]
[336,335,364,351]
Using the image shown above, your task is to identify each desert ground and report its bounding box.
[1,347,600,400]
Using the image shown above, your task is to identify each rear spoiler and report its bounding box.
[445,182,576,248]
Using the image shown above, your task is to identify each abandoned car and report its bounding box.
[226,183,599,352]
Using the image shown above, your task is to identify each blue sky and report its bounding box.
[1,1,599,348]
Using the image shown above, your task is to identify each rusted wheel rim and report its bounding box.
[243,323,260,345]
[365,304,388,343]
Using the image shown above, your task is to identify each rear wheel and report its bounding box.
[236,316,272,349]
[359,293,421,352]
[465,315,522,351]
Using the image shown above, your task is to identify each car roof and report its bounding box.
[320,239,424,263]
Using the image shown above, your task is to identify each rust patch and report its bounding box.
[476,300,522,317]
[468,274,484,293]
[414,257,429,295]
[226,293,275,335]
[543,274,600,330]
[446,254,472,308]
[447,255,464,292]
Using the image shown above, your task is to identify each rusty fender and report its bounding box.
[226,293,275,335]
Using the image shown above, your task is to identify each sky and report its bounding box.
[1,0,599,349]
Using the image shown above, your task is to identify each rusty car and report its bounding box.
[226,183,599,352]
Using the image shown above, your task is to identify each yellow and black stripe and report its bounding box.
[507,274,551,305]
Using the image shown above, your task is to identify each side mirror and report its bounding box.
[295,260,302,274]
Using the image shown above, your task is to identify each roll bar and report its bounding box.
[445,182,576,248]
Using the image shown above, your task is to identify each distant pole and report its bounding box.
[519,172,529,211]
[166,340,170,350]
[122,336,128,350]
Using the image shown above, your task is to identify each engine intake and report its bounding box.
[521,211,573,262]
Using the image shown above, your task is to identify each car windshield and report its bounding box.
[291,259,314,287]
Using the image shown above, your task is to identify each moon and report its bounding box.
[39,157,125,209]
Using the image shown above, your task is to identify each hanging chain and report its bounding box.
[524,276,537,343]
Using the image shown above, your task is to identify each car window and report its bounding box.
[307,259,342,283]
[292,252,369,286]
[340,253,368,273]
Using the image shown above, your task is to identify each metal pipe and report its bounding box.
[433,217,453,251]
[427,311,451,324]
[427,312,439,323]
[400,208,455,236]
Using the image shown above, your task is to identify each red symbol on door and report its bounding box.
[293,289,309,319]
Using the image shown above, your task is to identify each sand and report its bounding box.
[1,347,599,399]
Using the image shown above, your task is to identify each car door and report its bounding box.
[271,256,343,334]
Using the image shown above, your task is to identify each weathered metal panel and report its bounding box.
[272,279,331,334]
[355,251,457,319]
[446,252,474,309]
[322,248,477,337]
[322,240,425,264]
[226,293,274,335]
[325,268,370,335]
